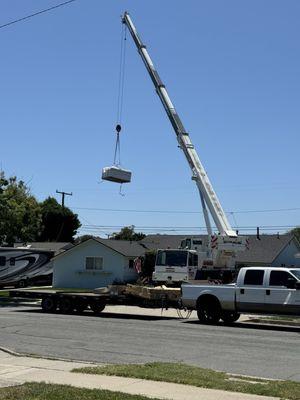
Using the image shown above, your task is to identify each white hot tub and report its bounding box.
[102,166,132,184]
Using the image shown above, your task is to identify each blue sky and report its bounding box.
[1,0,299,237]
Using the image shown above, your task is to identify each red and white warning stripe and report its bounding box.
[211,235,218,249]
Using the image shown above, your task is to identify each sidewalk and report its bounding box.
[0,348,279,400]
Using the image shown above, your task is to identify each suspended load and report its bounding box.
[102,165,131,184]
[102,25,131,186]
[102,124,132,184]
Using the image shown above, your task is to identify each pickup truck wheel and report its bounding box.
[90,300,106,314]
[41,297,57,313]
[197,297,221,324]
[222,311,240,324]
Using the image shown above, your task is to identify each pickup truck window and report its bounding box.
[291,270,300,280]
[244,270,264,285]
[270,271,295,287]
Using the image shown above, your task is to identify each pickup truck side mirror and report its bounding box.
[295,281,300,290]
[286,278,296,289]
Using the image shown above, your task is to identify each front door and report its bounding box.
[265,270,300,315]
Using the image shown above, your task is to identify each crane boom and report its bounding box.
[123,11,236,237]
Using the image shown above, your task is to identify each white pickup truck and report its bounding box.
[181,267,300,324]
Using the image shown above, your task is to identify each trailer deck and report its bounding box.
[9,285,182,314]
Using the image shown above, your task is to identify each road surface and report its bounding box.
[0,305,299,381]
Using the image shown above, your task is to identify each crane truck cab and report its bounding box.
[152,235,249,283]
[152,249,198,283]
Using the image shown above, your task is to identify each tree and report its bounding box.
[38,197,81,242]
[0,173,42,246]
[290,227,300,243]
[111,225,146,241]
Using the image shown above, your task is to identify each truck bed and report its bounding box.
[182,283,236,310]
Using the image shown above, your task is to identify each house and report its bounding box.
[236,234,300,268]
[140,233,300,268]
[0,242,73,288]
[53,238,145,289]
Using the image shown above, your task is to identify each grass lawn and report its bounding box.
[73,362,300,400]
[0,382,159,400]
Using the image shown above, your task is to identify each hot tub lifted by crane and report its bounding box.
[102,165,132,184]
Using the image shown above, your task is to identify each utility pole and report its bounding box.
[56,190,72,208]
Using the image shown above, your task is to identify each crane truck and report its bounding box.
[8,14,300,324]
[122,12,248,283]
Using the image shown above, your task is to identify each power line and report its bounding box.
[81,224,298,229]
[71,206,300,215]
[79,224,298,231]
[0,0,78,30]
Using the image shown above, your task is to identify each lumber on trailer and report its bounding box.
[124,284,181,301]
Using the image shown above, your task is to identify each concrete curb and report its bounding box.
[0,349,280,400]
[0,347,21,357]
[245,318,300,327]
[0,347,97,365]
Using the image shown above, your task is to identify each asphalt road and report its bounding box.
[0,305,299,381]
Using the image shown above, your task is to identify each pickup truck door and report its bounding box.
[264,270,300,314]
[236,269,266,312]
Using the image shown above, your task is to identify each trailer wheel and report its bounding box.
[74,300,87,313]
[90,300,106,314]
[41,297,57,313]
[197,296,221,324]
[58,297,74,314]
[222,311,240,324]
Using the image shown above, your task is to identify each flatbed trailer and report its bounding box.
[9,285,182,314]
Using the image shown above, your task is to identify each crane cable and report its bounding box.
[113,23,127,166]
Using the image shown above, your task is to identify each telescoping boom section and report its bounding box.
[122,12,248,281]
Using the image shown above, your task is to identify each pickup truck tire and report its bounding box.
[197,296,221,324]
[221,311,240,324]
[41,297,57,313]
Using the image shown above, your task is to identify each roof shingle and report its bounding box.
[140,233,297,264]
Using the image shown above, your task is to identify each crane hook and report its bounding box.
[116,124,121,134]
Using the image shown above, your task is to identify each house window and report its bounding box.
[244,270,264,285]
[85,257,103,270]
[129,259,134,269]
[9,258,15,266]
[0,256,6,266]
